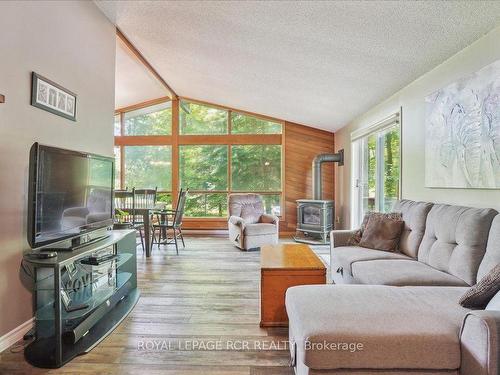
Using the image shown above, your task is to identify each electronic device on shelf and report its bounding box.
[80,253,117,266]
[27,251,57,259]
[65,303,90,313]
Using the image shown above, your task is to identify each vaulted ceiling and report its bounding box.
[97,1,500,131]
[115,36,166,110]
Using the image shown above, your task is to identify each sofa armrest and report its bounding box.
[329,230,358,282]
[460,310,500,375]
[330,229,358,248]
[260,214,279,225]
[228,215,246,229]
[228,216,246,249]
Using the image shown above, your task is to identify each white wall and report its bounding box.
[335,25,500,229]
[0,1,115,338]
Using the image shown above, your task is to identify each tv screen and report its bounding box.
[28,143,114,248]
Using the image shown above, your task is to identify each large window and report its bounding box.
[115,99,283,218]
[113,146,121,188]
[124,102,172,135]
[185,193,228,217]
[114,114,121,136]
[231,112,282,134]
[351,114,400,227]
[124,145,172,190]
[179,145,228,190]
[231,145,281,191]
[231,145,282,216]
[180,101,227,135]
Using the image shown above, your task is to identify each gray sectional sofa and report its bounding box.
[285,200,500,375]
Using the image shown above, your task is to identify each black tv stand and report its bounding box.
[72,234,110,251]
[42,234,110,252]
[23,230,139,368]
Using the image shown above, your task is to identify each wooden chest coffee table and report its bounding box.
[260,243,326,327]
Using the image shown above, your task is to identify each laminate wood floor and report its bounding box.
[0,237,330,375]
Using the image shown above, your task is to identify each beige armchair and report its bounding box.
[228,194,279,250]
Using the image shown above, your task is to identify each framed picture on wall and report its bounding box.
[31,72,77,121]
[425,60,500,188]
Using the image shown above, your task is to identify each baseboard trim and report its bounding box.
[0,318,34,353]
[182,229,297,237]
[182,229,228,236]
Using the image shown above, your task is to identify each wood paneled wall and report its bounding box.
[281,122,335,233]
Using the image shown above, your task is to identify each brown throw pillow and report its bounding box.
[358,212,404,252]
[347,212,373,246]
[459,263,500,309]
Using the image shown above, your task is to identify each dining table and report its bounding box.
[120,204,167,257]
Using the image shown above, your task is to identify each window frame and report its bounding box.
[351,112,402,228]
[114,97,285,219]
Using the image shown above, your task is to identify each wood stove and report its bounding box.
[295,199,334,244]
[294,150,343,245]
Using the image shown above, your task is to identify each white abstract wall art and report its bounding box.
[425,60,500,188]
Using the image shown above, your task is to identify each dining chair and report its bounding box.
[134,188,158,211]
[114,188,145,251]
[133,187,158,253]
[152,189,188,255]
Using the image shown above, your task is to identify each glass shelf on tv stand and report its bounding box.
[36,271,132,321]
[35,252,133,291]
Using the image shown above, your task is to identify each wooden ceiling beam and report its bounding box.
[115,96,170,114]
[116,28,178,100]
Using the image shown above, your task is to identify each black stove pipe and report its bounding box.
[312,150,344,200]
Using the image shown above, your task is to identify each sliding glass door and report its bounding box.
[351,116,400,227]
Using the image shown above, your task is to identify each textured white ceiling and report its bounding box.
[98,1,500,131]
[115,37,167,109]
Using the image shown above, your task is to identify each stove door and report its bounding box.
[302,205,321,225]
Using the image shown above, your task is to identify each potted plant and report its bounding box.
[113,208,132,230]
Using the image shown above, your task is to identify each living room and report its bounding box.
[0,1,499,374]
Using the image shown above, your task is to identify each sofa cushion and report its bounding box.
[359,212,404,252]
[392,199,433,258]
[486,290,500,310]
[459,264,500,309]
[418,204,497,285]
[243,223,277,236]
[331,246,411,276]
[352,259,468,286]
[477,214,500,282]
[286,284,469,370]
[346,212,372,246]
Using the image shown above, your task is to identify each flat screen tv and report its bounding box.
[28,143,114,249]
